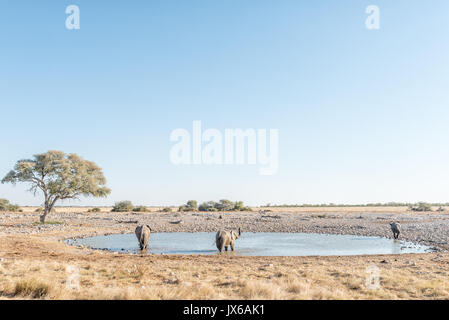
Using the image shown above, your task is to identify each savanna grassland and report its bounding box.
[0,206,448,299]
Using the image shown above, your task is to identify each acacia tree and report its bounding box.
[1,150,111,223]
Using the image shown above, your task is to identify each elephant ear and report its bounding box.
[147,225,152,232]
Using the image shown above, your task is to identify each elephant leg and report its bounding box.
[217,238,224,252]
[230,241,235,251]
[225,246,228,251]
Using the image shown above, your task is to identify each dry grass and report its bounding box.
[1,238,448,300]
[13,279,50,298]
[1,206,448,300]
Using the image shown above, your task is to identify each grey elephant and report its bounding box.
[135,225,151,250]
[390,222,401,239]
[216,228,241,252]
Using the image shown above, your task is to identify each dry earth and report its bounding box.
[0,207,448,299]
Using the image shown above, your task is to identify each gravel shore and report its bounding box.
[1,209,448,250]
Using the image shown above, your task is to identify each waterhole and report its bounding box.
[66,232,433,256]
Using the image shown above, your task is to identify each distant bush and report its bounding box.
[112,201,133,212]
[0,199,8,210]
[178,200,197,212]
[161,207,172,212]
[197,200,252,212]
[0,199,21,212]
[87,207,101,213]
[409,202,432,212]
[198,201,217,212]
[186,200,197,210]
[214,199,234,211]
[233,201,252,211]
[133,206,148,213]
[7,204,21,212]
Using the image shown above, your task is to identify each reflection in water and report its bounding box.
[66,232,432,256]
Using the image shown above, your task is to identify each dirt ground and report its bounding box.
[0,207,448,299]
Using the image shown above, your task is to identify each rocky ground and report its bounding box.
[1,207,449,300]
[1,209,448,250]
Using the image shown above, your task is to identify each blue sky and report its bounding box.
[1,1,448,206]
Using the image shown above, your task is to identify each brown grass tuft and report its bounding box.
[14,279,50,298]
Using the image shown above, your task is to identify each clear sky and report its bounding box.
[1,1,448,206]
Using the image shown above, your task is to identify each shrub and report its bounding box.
[0,199,8,210]
[198,201,216,212]
[198,200,252,212]
[133,206,148,212]
[7,204,21,212]
[87,207,101,213]
[186,200,197,210]
[14,279,49,298]
[233,201,245,210]
[112,201,133,212]
[214,199,234,211]
[409,202,432,212]
[0,199,21,212]
[178,200,197,212]
[161,207,172,212]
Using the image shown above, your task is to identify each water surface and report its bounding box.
[66,232,432,256]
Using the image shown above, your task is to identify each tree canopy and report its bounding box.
[2,150,111,222]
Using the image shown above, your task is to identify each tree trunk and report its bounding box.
[40,207,48,223]
[40,197,50,223]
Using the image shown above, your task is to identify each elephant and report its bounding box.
[390,222,401,239]
[216,228,241,252]
[135,225,151,250]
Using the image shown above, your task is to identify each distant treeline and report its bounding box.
[179,200,252,212]
[263,202,449,208]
